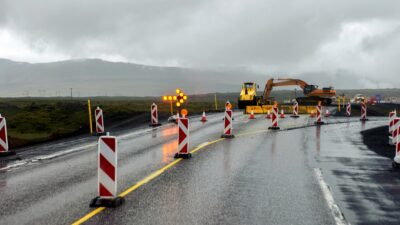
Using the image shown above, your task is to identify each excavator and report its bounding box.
[237,78,336,108]
[262,78,336,105]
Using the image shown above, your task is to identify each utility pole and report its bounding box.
[70,88,73,99]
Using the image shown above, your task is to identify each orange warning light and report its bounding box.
[168,96,172,101]
[173,96,177,100]
[179,99,184,103]
[179,92,184,97]
[183,96,187,100]
[176,102,181,107]
[176,89,181,94]
[163,96,167,101]
[226,103,232,110]
[181,109,188,116]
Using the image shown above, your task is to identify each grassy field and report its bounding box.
[1,88,399,149]
[0,97,231,149]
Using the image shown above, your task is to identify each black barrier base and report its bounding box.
[93,132,106,137]
[90,196,125,208]
[392,162,400,169]
[221,134,235,139]
[222,118,235,121]
[149,123,162,127]
[314,121,325,125]
[174,153,192,159]
[201,120,207,122]
[268,127,280,130]
[0,151,16,157]
[360,119,369,121]
[290,115,300,118]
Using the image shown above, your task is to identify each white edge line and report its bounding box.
[314,168,348,225]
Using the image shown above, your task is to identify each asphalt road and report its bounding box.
[0,111,396,225]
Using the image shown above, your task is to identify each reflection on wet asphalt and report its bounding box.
[0,112,395,225]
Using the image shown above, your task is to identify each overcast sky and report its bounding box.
[1,0,400,89]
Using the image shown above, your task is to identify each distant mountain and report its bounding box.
[0,58,265,97]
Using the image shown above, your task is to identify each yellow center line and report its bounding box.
[71,138,227,225]
[71,130,270,225]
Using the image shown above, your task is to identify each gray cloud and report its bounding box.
[1,0,400,89]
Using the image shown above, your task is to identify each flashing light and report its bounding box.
[179,99,184,103]
[176,102,181,107]
[163,96,167,101]
[173,96,177,100]
[183,96,187,100]
[181,109,188,116]
[176,89,181,94]
[168,96,172,101]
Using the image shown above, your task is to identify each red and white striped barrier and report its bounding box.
[266,110,271,119]
[90,135,124,207]
[291,101,299,118]
[0,114,9,153]
[389,111,397,135]
[346,103,351,117]
[95,107,105,135]
[390,117,400,146]
[221,109,235,138]
[393,125,400,167]
[150,103,161,127]
[0,114,15,157]
[201,111,207,122]
[315,103,324,125]
[360,102,368,121]
[174,117,192,158]
[268,105,280,130]
[280,109,285,119]
[249,110,255,119]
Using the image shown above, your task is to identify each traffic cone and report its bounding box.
[325,109,330,117]
[266,110,271,119]
[280,109,285,118]
[201,111,207,122]
[310,110,316,118]
[175,112,179,124]
[249,110,255,119]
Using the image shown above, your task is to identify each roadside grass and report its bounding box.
[0,97,225,149]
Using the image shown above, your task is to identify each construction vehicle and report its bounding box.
[262,78,336,105]
[238,82,261,109]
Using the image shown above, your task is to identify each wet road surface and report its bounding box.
[0,112,396,225]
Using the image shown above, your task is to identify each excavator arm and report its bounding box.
[262,78,336,105]
[263,78,309,101]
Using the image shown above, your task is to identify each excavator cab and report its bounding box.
[303,85,318,95]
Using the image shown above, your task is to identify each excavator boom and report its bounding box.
[262,78,336,105]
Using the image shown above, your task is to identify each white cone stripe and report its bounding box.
[99,142,116,167]
[99,169,116,197]
[0,139,7,151]
[0,119,4,128]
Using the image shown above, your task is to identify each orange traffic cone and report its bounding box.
[201,111,207,122]
[310,110,316,118]
[280,109,285,118]
[175,112,179,123]
[249,110,255,119]
[266,110,272,119]
[325,109,330,117]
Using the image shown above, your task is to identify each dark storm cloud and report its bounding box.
[1,0,400,89]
